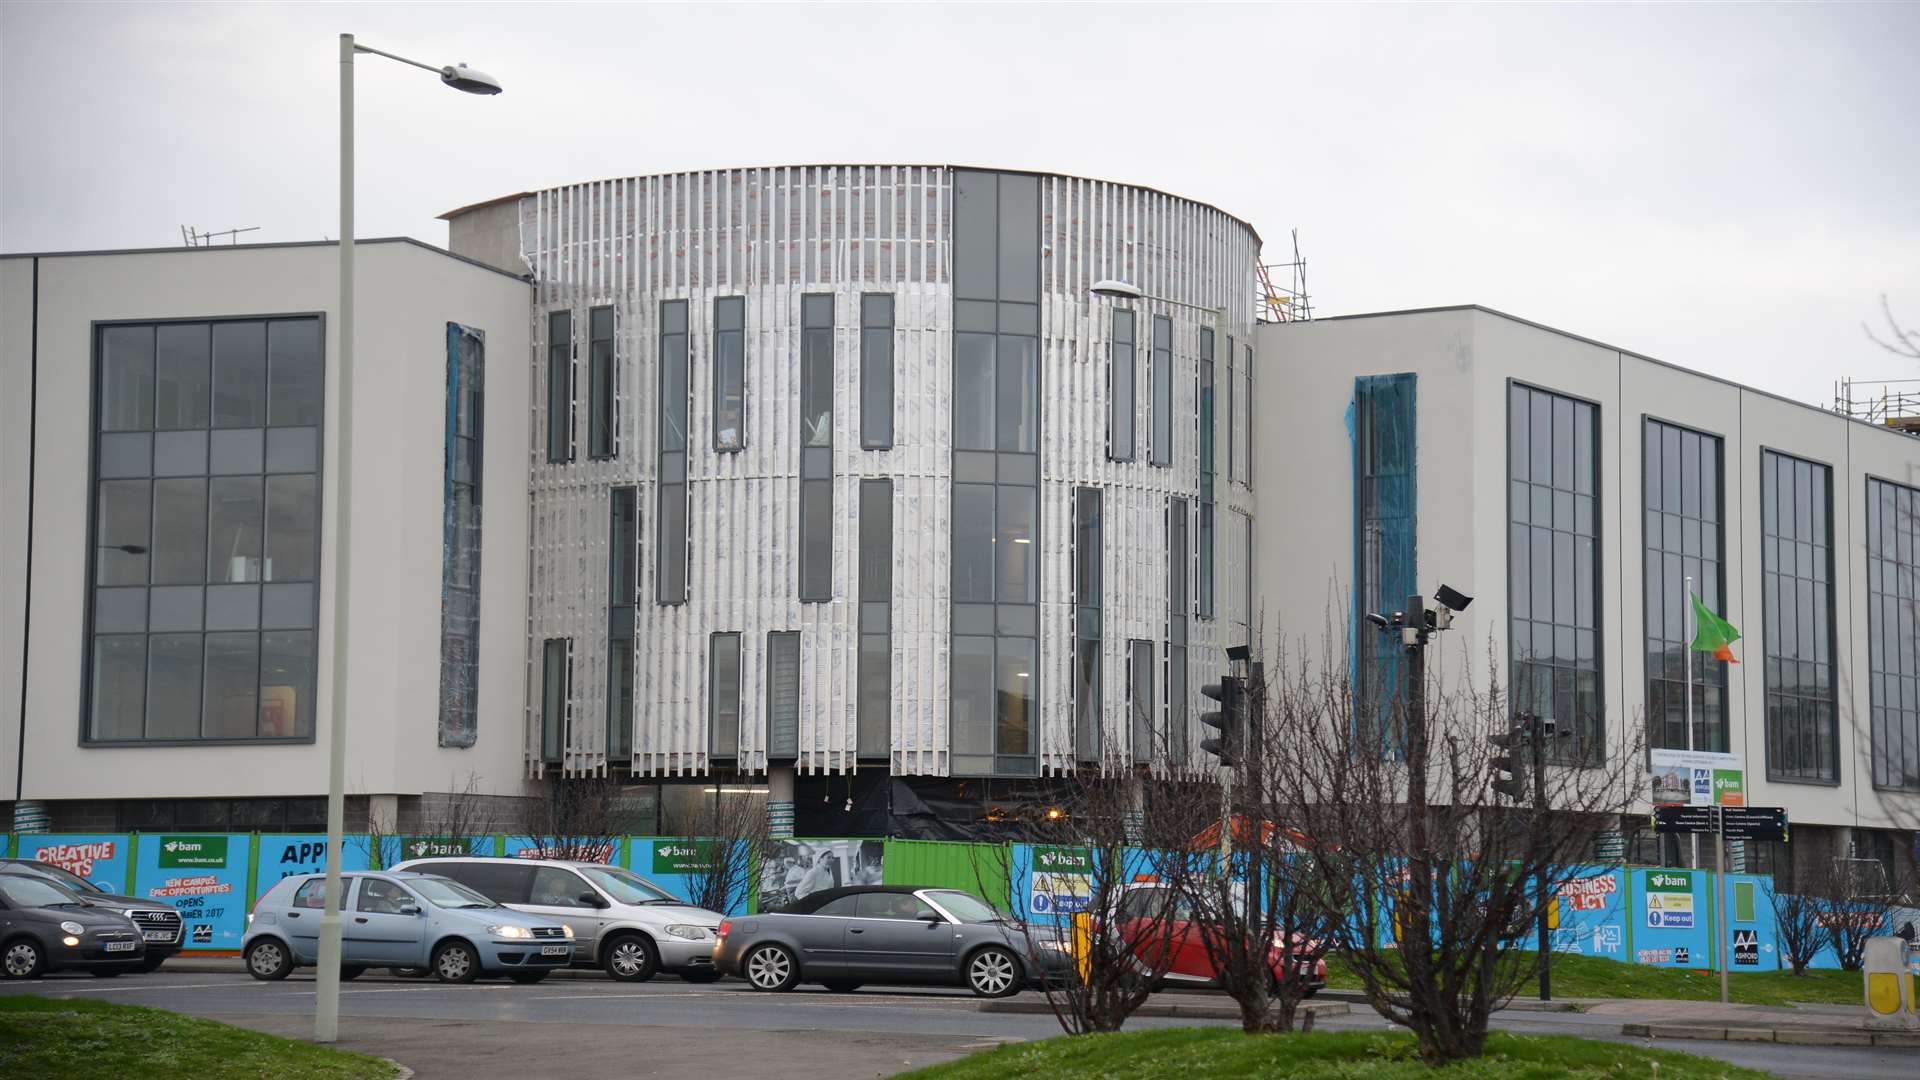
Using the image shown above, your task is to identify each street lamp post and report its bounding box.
[317,33,500,1045]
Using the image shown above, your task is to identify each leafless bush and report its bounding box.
[513,776,641,863]
[677,791,768,914]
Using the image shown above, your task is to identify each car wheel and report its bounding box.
[821,979,863,993]
[965,947,1020,998]
[245,939,293,982]
[508,970,550,984]
[340,966,366,981]
[1,939,45,980]
[680,969,722,984]
[431,941,482,984]
[741,944,799,992]
[136,955,167,974]
[602,934,659,983]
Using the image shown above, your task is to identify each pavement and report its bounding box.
[6,962,1915,1079]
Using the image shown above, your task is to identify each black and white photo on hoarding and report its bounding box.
[758,839,884,911]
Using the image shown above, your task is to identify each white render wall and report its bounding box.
[1256,306,1920,831]
[503,166,1259,778]
[0,241,533,805]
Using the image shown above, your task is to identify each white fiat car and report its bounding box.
[392,856,725,982]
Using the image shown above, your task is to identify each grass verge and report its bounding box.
[1324,950,1860,1006]
[0,996,396,1080]
[898,1028,1774,1080]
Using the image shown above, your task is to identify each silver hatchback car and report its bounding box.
[244,871,574,983]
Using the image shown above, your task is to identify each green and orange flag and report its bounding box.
[1689,593,1740,663]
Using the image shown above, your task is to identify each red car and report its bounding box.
[1112,882,1326,995]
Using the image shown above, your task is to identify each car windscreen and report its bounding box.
[5,862,99,894]
[409,876,497,909]
[578,865,679,905]
[926,890,1002,924]
[0,875,83,909]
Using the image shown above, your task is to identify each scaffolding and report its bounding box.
[1255,228,1313,323]
[1833,377,1920,435]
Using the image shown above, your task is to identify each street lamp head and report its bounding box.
[1090,278,1144,302]
[440,63,503,95]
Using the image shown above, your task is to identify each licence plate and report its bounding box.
[142,930,172,942]
[104,941,137,953]
[540,945,569,956]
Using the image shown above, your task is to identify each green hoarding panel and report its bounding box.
[882,839,1010,911]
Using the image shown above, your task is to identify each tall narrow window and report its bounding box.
[439,323,485,748]
[860,293,894,449]
[859,479,892,758]
[608,487,638,761]
[1150,315,1173,467]
[588,306,614,459]
[713,297,745,452]
[766,631,800,761]
[1167,497,1188,764]
[1643,419,1727,753]
[951,168,1040,775]
[1242,342,1254,490]
[799,294,834,601]
[1198,327,1216,619]
[1109,308,1136,462]
[546,310,574,464]
[1225,335,1235,482]
[710,632,742,759]
[1762,450,1836,783]
[541,638,570,764]
[1355,374,1416,750]
[1075,487,1103,762]
[1868,476,1920,792]
[656,301,688,604]
[1128,639,1154,765]
[1507,383,1602,764]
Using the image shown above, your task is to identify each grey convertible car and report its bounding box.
[712,885,1072,997]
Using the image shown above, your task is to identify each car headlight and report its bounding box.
[1036,939,1072,951]
[61,921,86,935]
[563,925,575,939]
[663,924,706,940]
[489,925,533,939]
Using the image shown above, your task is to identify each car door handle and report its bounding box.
[354,917,369,924]
[287,912,301,919]
[848,928,865,935]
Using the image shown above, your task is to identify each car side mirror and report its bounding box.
[919,913,945,924]
[579,892,608,909]
[398,903,422,917]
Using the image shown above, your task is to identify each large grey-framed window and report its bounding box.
[1150,315,1173,468]
[656,301,688,604]
[858,479,892,758]
[709,632,742,759]
[1108,308,1135,462]
[1075,487,1102,763]
[799,294,835,602]
[546,310,574,464]
[1643,418,1727,753]
[608,486,638,762]
[1507,382,1602,765]
[1762,449,1837,784]
[951,168,1040,776]
[540,638,570,764]
[1225,335,1235,482]
[860,293,894,449]
[87,317,321,744]
[1198,327,1216,620]
[713,297,745,452]
[766,631,800,761]
[1128,639,1153,765]
[588,306,615,460]
[1355,374,1416,750]
[1167,497,1188,765]
[438,323,484,748]
[1868,476,1920,792]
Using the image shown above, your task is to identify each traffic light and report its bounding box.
[1489,712,1537,802]
[1200,676,1244,767]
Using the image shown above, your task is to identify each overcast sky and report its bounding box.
[4,2,1916,406]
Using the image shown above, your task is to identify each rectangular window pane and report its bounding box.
[1199,502,1215,619]
[96,479,151,586]
[203,631,259,738]
[1169,497,1188,618]
[997,173,1039,302]
[953,636,996,759]
[547,311,574,463]
[799,478,832,601]
[859,633,890,758]
[267,319,322,427]
[260,630,313,738]
[1225,336,1235,481]
[996,335,1036,452]
[589,306,615,459]
[859,479,892,758]
[767,631,800,759]
[954,332,995,451]
[1109,309,1135,461]
[541,639,568,763]
[1076,486,1103,763]
[953,483,995,602]
[860,294,894,448]
[90,635,147,740]
[610,487,638,606]
[713,298,745,451]
[151,477,207,584]
[998,637,1035,756]
[146,633,202,740]
[212,322,266,428]
[1169,646,1188,766]
[264,474,317,582]
[952,169,998,301]
[710,633,742,758]
[608,638,633,761]
[155,323,209,430]
[1130,639,1153,764]
[1151,316,1173,467]
[996,486,1036,604]
[658,303,687,453]
[101,325,155,432]
[656,479,686,604]
[208,476,263,583]
[1763,450,1836,783]
[801,297,833,448]
[859,480,892,603]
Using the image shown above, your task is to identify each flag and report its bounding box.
[1689,593,1740,663]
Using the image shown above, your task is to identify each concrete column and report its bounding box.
[767,768,795,838]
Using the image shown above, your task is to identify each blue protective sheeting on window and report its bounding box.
[439,323,484,748]
[1352,375,1417,755]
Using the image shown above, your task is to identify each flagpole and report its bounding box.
[1685,574,1697,870]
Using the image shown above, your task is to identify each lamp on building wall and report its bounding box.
[316,33,502,1047]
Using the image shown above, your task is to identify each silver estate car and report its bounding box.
[244,871,574,984]
[712,885,1074,997]
[393,856,726,982]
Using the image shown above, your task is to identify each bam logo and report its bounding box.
[159,836,229,868]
